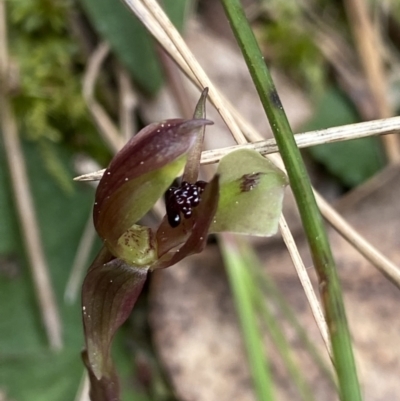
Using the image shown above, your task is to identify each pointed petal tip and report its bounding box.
[180,118,214,131]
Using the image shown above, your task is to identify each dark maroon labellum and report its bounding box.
[165,180,207,227]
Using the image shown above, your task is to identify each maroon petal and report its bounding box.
[94,118,213,248]
[82,246,148,385]
[82,349,119,401]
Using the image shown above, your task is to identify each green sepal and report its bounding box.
[210,149,287,236]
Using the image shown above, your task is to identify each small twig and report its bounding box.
[67,62,136,306]
[315,29,376,120]
[279,215,332,358]
[344,0,400,162]
[64,214,97,304]
[73,371,90,401]
[0,0,62,350]
[64,156,100,303]
[82,42,124,153]
[127,0,247,144]
[158,48,193,119]
[315,191,400,288]
[70,51,140,307]
[117,64,138,142]
[271,153,400,289]
[74,116,400,181]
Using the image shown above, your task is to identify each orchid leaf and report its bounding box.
[94,118,213,257]
[210,149,287,236]
[82,247,148,385]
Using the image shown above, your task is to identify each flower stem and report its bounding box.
[219,1,361,400]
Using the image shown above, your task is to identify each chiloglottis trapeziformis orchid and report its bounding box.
[81,89,288,401]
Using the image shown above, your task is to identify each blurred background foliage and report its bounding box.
[1,0,400,400]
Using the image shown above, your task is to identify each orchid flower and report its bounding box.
[81,89,287,400]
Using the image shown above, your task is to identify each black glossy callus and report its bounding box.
[165,180,207,228]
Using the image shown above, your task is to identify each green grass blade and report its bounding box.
[249,277,316,400]
[219,2,362,400]
[220,233,275,401]
[236,237,332,400]
[240,243,336,388]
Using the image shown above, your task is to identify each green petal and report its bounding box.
[210,149,287,236]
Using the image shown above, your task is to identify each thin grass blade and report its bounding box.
[219,2,362,399]
[220,233,275,401]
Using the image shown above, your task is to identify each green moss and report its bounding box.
[263,21,326,96]
[7,0,103,191]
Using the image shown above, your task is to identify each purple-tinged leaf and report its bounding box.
[210,149,287,236]
[82,350,119,401]
[94,118,213,251]
[82,246,148,384]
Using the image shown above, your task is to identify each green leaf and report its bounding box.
[80,0,190,94]
[163,0,191,32]
[210,149,287,236]
[0,139,96,400]
[304,88,385,187]
[0,157,19,255]
[94,119,213,259]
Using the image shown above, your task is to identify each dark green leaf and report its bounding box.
[0,139,97,400]
[304,88,385,187]
[80,0,190,94]
[210,149,287,236]
[0,154,19,255]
